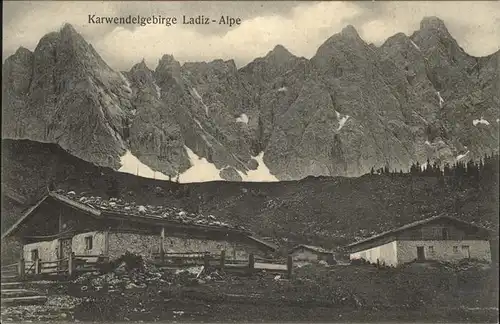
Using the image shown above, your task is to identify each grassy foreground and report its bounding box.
[73,261,500,323]
[3,260,496,323]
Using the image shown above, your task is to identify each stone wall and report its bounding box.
[106,232,266,261]
[350,241,398,266]
[23,239,59,262]
[165,236,252,260]
[20,231,271,264]
[108,233,161,261]
[72,231,106,257]
[397,240,492,264]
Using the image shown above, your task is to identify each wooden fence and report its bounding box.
[2,253,109,280]
[153,250,293,278]
[1,262,19,277]
[2,251,293,280]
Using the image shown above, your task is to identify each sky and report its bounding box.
[3,1,500,71]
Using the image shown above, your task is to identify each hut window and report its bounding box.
[85,236,93,251]
[31,249,39,261]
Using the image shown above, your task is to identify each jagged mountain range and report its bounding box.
[2,17,499,181]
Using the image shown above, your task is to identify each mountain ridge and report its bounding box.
[2,17,499,182]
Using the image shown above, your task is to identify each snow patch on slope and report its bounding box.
[178,146,223,183]
[118,148,278,183]
[410,40,421,51]
[237,152,279,182]
[119,150,169,180]
[277,86,287,92]
[119,73,132,94]
[236,113,249,124]
[456,151,469,161]
[436,91,444,108]
[335,111,350,131]
[191,88,209,115]
[194,119,213,147]
[192,88,203,101]
[154,82,161,99]
[473,118,490,126]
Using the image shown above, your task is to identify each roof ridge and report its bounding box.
[346,214,490,248]
[49,190,249,232]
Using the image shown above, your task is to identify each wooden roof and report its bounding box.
[1,191,277,251]
[290,244,334,254]
[346,215,491,250]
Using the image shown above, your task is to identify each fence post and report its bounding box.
[220,250,226,270]
[248,253,255,272]
[18,258,25,280]
[160,227,165,264]
[35,259,41,275]
[203,253,210,268]
[287,255,293,279]
[68,252,75,276]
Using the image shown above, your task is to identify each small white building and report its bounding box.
[347,215,491,267]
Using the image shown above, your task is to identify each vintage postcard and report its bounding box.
[1,0,499,323]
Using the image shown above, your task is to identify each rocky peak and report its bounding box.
[311,24,370,71]
[384,32,409,45]
[31,23,112,75]
[154,54,182,87]
[411,16,474,71]
[156,54,181,75]
[34,31,60,52]
[419,16,449,33]
[224,59,237,71]
[380,32,420,55]
[340,25,362,40]
[158,54,180,68]
[411,16,454,46]
[13,46,33,57]
[240,44,297,75]
[4,47,33,69]
[60,23,80,37]
[2,47,34,95]
[265,44,295,61]
[131,59,151,73]
[317,24,367,51]
[58,23,93,52]
[129,59,155,88]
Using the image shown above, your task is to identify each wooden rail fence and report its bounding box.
[153,250,293,278]
[2,251,293,280]
[2,253,109,280]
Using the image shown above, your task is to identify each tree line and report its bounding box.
[370,153,499,181]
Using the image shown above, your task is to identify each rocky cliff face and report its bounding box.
[2,18,499,181]
[2,24,134,168]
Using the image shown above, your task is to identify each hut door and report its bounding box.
[417,246,425,261]
[59,238,72,269]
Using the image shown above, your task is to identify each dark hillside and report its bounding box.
[2,139,498,251]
